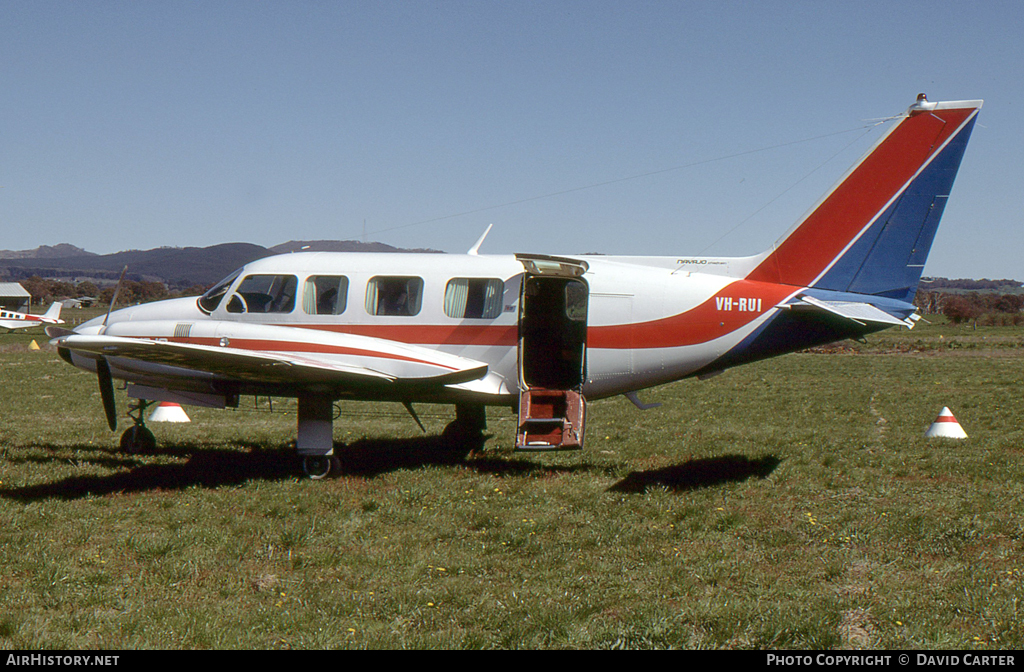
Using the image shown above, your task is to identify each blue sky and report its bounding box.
[2,1,1021,280]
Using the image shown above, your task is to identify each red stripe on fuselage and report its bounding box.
[299,323,518,347]
[746,107,975,287]
[273,280,793,352]
[241,278,790,354]
[589,280,796,349]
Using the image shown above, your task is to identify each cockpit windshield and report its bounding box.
[197,268,243,314]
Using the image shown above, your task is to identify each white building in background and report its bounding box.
[0,282,31,312]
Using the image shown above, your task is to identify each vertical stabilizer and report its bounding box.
[746,96,981,302]
[43,302,62,321]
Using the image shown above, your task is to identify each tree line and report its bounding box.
[18,276,207,308]
[915,289,1024,326]
[919,277,1022,291]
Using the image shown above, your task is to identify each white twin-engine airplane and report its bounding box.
[48,95,981,478]
[0,302,63,332]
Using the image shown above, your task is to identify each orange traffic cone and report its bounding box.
[149,402,191,423]
[925,407,967,439]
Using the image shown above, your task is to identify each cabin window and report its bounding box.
[565,281,588,321]
[303,275,349,315]
[365,276,423,316]
[226,274,298,314]
[444,278,504,319]
[198,268,243,314]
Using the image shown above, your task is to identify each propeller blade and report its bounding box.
[96,356,117,431]
[45,325,75,339]
[102,266,129,333]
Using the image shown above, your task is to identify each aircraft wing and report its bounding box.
[50,327,489,390]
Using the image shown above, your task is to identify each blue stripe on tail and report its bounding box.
[812,115,977,303]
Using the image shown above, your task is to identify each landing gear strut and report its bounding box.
[120,399,157,454]
[297,395,341,479]
[441,404,488,456]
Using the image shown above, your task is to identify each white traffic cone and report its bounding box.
[925,407,967,439]
[149,402,191,423]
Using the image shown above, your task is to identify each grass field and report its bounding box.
[1,319,1022,649]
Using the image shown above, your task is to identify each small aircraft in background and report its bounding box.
[0,302,63,333]
[48,95,982,478]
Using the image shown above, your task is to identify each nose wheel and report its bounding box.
[120,399,157,454]
[120,425,157,454]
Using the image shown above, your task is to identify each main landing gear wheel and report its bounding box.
[441,420,486,452]
[302,455,342,480]
[442,404,489,458]
[120,425,156,454]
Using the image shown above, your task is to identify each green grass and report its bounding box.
[1,326,1023,649]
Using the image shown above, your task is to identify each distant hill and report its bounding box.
[6,243,1013,293]
[0,244,96,260]
[269,240,442,255]
[0,240,442,288]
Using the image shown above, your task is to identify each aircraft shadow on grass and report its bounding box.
[1,436,779,501]
[0,433,587,502]
[607,455,781,494]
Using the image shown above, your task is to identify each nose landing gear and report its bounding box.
[120,399,157,454]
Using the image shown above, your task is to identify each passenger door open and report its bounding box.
[515,254,589,451]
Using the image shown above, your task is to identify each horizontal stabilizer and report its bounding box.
[787,294,915,328]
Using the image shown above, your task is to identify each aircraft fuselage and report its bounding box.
[65,250,864,406]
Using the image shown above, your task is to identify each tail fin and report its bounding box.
[43,302,63,321]
[746,96,981,302]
